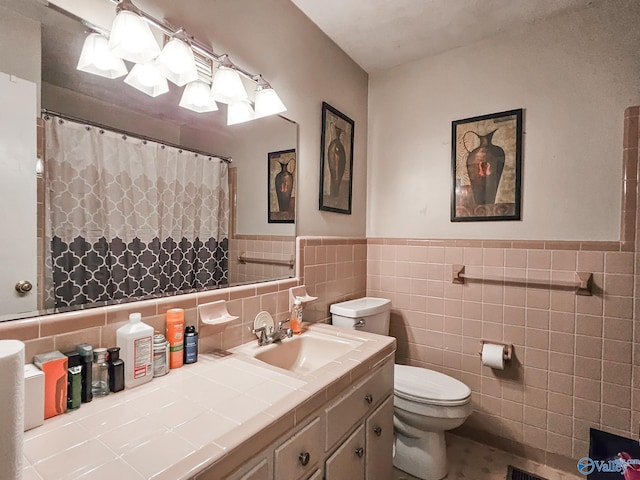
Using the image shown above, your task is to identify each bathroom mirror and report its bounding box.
[0,0,296,321]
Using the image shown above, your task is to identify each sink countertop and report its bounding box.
[22,323,396,480]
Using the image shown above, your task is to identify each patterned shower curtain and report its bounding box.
[44,115,229,309]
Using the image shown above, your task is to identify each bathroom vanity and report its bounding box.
[22,324,395,480]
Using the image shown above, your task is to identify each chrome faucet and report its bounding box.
[252,320,293,346]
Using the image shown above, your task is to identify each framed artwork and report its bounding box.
[451,108,523,222]
[268,148,296,223]
[319,102,354,214]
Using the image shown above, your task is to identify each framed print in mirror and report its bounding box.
[319,102,354,214]
[268,149,296,223]
[451,108,523,222]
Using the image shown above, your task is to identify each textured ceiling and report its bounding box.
[291,0,596,72]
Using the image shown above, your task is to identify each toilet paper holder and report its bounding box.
[478,340,513,361]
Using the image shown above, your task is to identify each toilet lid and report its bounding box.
[395,365,471,406]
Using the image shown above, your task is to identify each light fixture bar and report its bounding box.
[109,0,264,83]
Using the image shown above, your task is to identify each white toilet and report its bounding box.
[330,297,472,480]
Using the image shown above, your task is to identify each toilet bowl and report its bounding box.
[330,297,472,480]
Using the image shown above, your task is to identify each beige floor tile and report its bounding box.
[392,433,582,480]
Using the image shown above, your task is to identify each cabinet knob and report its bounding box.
[355,447,364,458]
[299,452,310,466]
[373,426,382,436]
[15,280,32,294]
[364,394,373,404]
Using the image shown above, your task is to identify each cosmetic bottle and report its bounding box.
[117,312,154,388]
[165,309,184,369]
[91,348,109,397]
[290,297,303,334]
[75,343,93,403]
[184,326,198,364]
[64,351,82,411]
[153,333,170,377]
[107,347,125,392]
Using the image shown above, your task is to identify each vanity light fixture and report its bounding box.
[108,7,161,64]
[77,33,128,79]
[156,35,199,86]
[74,0,286,124]
[227,99,256,126]
[254,75,287,118]
[179,80,219,113]
[210,55,249,104]
[124,62,169,97]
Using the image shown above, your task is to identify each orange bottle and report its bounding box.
[290,297,303,334]
[165,308,184,369]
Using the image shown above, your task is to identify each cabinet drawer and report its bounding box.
[325,360,393,449]
[365,394,394,480]
[275,417,322,480]
[325,424,365,479]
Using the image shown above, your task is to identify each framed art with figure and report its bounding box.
[319,102,354,214]
[451,109,523,222]
[268,148,296,223]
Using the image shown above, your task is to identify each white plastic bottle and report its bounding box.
[116,312,154,388]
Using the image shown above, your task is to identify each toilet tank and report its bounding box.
[330,297,391,336]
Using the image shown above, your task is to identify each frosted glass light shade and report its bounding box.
[179,81,219,113]
[77,33,128,79]
[227,100,255,126]
[124,62,169,97]
[254,87,286,118]
[108,10,161,64]
[157,38,198,86]
[211,66,248,104]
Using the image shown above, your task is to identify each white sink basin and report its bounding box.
[234,330,363,375]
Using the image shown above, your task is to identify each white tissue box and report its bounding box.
[24,364,44,431]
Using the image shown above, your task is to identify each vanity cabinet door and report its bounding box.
[325,424,365,479]
[365,394,394,480]
[325,360,393,450]
[275,417,322,480]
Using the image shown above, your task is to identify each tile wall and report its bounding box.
[228,235,296,285]
[2,106,636,473]
[365,106,640,470]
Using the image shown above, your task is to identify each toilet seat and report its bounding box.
[394,365,471,407]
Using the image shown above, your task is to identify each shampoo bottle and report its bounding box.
[165,309,184,369]
[116,313,153,388]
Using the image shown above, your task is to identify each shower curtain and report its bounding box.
[44,115,229,309]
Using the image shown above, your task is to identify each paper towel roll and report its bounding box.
[0,340,25,480]
[481,342,505,370]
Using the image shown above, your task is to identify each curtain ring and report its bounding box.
[85,126,91,131]
[122,135,127,140]
[58,119,64,124]
[99,129,104,134]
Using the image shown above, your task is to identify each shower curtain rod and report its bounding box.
[41,109,232,163]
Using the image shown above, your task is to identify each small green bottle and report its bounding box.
[64,351,82,411]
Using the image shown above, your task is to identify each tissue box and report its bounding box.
[24,364,44,431]
[33,351,68,419]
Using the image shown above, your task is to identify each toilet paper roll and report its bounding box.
[481,342,505,370]
[0,340,25,480]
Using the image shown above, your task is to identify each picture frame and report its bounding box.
[451,108,523,222]
[268,148,296,223]
[319,102,355,214]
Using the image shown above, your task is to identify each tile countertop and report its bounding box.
[22,323,396,480]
